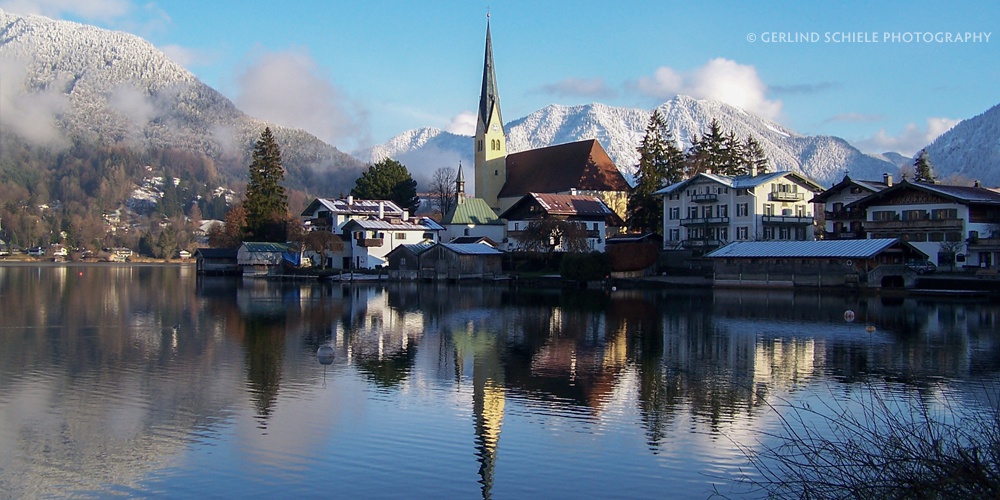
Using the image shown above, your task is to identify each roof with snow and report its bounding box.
[654,171,825,196]
[705,238,924,259]
[810,174,892,203]
[499,192,624,225]
[301,197,404,217]
[343,217,443,232]
[849,179,1000,207]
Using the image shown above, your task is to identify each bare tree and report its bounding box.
[300,230,344,270]
[429,167,457,217]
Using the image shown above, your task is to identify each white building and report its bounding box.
[656,171,825,251]
[301,197,405,233]
[810,173,893,240]
[848,180,1000,269]
[341,217,444,269]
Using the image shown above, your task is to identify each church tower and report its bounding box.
[474,17,507,211]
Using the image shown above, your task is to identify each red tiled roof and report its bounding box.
[498,139,630,198]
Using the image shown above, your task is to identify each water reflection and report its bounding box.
[1,264,999,498]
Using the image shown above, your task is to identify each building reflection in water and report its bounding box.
[3,265,1000,498]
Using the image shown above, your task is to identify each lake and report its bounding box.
[1,264,998,498]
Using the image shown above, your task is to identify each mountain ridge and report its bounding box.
[357,96,909,191]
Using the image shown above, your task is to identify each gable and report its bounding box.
[498,139,629,198]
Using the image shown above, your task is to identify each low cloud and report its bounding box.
[445,111,476,136]
[853,117,959,156]
[234,48,369,151]
[534,77,617,100]
[632,58,783,120]
[0,57,71,149]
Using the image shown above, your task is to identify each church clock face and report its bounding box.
[491,123,499,132]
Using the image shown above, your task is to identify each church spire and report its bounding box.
[456,161,466,205]
[479,18,502,129]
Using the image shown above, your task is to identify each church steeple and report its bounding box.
[456,161,466,205]
[475,15,507,212]
[479,19,502,131]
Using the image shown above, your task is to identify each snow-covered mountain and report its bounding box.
[356,96,904,190]
[923,102,1000,185]
[0,9,364,192]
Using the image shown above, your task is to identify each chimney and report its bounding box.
[974,180,982,188]
[883,173,892,187]
[378,201,384,219]
[347,195,353,205]
[402,210,409,221]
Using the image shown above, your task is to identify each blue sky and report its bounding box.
[4,0,998,156]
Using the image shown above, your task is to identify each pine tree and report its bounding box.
[913,149,936,183]
[243,127,289,242]
[628,110,679,234]
[351,158,420,215]
[743,135,770,175]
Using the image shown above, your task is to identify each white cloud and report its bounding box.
[634,58,783,120]
[445,111,476,136]
[0,57,70,149]
[233,48,369,151]
[853,117,960,156]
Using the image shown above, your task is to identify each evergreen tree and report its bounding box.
[351,158,420,215]
[628,110,676,234]
[743,135,770,175]
[913,149,936,183]
[243,127,289,242]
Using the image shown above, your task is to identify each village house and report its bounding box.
[499,192,624,252]
[656,171,825,252]
[301,196,405,233]
[387,241,502,281]
[237,242,299,277]
[194,247,239,275]
[341,216,443,270]
[705,238,928,289]
[847,179,1000,269]
[810,173,893,240]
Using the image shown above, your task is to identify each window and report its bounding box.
[779,227,790,239]
[669,207,680,220]
[396,232,406,240]
[932,208,958,220]
[795,205,806,217]
[737,227,748,240]
[763,204,774,216]
[669,228,680,241]
[688,207,698,218]
[795,227,806,240]
[478,140,483,152]
[764,227,775,240]
[737,203,749,217]
[872,210,896,221]
[718,227,728,241]
[833,202,844,213]
[902,209,928,221]
[702,205,713,218]
[718,205,728,217]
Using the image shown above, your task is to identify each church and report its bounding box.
[471,19,630,220]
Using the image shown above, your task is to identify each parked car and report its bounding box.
[906,260,937,274]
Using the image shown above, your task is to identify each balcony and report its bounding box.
[690,193,718,203]
[680,216,730,226]
[769,191,804,202]
[865,218,962,231]
[762,215,813,225]
[356,238,384,248]
[681,239,724,248]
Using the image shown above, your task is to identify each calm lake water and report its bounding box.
[1,264,999,498]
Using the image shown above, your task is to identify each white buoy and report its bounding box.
[843,310,855,323]
[317,345,334,365]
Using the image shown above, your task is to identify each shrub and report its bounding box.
[560,252,611,282]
